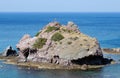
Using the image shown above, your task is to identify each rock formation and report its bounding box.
[112,48,120,52]
[103,48,120,53]
[2,46,17,56]
[16,21,111,66]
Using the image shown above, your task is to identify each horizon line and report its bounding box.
[0,11,120,13]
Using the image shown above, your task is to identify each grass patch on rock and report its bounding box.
[45,26,59,33]
[33,38,47,49]
[51,33,64,41]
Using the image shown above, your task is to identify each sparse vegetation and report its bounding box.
[73,37,79,40]
[59,42,62,44]
[84,39,87,41]
[80,44,83,46]
[62,28,73,33]
[69,37,79,41]
[33,38,47,49]
[35,31,41,37]
[67,41,72,45]
[45,26,59,32]
[68,30,73,33]
[51,33,64,41]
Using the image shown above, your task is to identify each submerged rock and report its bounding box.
[16,22,112,66]
[2,46,17,56]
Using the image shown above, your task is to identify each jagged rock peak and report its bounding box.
[47,22,61,27]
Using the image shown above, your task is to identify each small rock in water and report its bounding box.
[110,60,116,64]
[2,46,17,56]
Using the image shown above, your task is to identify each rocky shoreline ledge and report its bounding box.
[103,48,120,54]
[0,22,115,70]
[0,56,105,70]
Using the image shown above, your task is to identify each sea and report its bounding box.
[0,12,120,78]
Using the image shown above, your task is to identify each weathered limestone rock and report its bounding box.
[47,22,61,27]
[16,22,111,66]
[66,21,80,33]
[16,34,37,51]
[2,46,17,56]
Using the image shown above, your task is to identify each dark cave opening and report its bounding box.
[71,55,112,65]
[22,48,37,61]
[23,48,29,59]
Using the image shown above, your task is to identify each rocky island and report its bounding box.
[0,22,113,70]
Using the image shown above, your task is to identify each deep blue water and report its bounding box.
[0,12,120,78]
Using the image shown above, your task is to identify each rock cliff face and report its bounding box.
[16,22,111,65]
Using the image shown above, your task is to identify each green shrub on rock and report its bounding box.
[67,41,72,45]
[62,28,73,33]
[51,33,64,41]
[33,38,47,49]
[45,26,59,32]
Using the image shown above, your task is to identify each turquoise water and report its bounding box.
[0,13,120,78]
